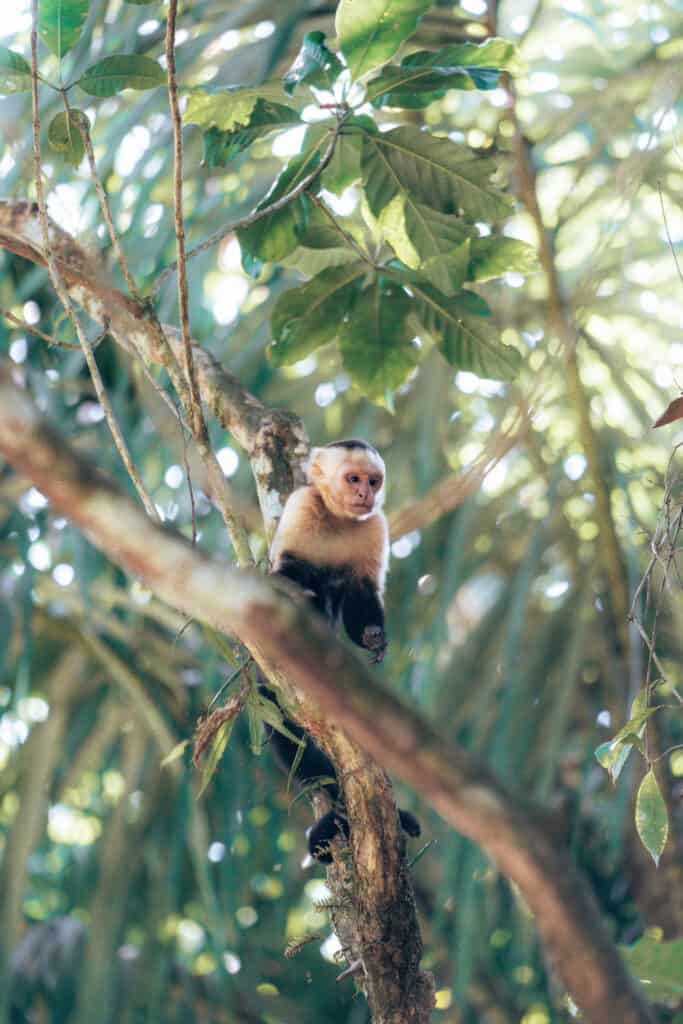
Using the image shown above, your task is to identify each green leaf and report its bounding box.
[321,134,361,195]
[366,65,481,109]
[282,246,357,276]
[336,0,432,80]
[75,55,165,96]
[296,201,366,251]
[630,687,650,718]
[269,261,367,364]
[290,776,338,807]
[254,695,305,747]
[237,137,327,269]
[339,282,419,405]
[283,205,367,272]
[380,195,474,293]
[469,236,538,281]
[320,116,373,194]
[185,82,301,132]
[197,719,235,797]
[620,936,683,1002]
[377,194,420,267]
[47,109,89,167]
[360,125,513,223]
[595,739,633,783]
[413,282,522,380]
[365,41,518,106]
[406,198,475,256]
[610,707,657,747]
[418,38,519,71]
[246,689,266,755]
[421,241,471,295]
[161,739,188,768]
[636,769,669,866]
[298,224,349,250]
[284,31,343,94]
[287,735,307,791]
[0,46,32,95]
[38,0,89,60]
[201,99,301,167]
[594,693,657,781]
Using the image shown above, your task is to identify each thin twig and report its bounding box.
[29,1,160,523]
[654,743,683,761]
[309,192,374,264]
[165,0,203,440]
[180,401,197,545]
[138,358,189,428]
[658,180,683,288]
[71,100,141,300]
[208,656,253,710]
[163,2,253,566]
[150,125,341,298]
[1,307,104,350]
[336,959,365,983]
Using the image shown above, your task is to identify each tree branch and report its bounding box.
[0,364,657,1024]
[165,0,203,441]
[510,119,632,658]
[0,200,308,541]
[150,125,341,298]
[29,7,160,524]
[389,413,524,539]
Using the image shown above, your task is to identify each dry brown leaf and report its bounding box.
[653,396,683,428]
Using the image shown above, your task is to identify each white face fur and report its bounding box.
[308,445,385,520]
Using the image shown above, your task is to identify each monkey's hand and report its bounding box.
[361,625,387,664]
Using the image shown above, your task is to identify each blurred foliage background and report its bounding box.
[1,0,683,1021]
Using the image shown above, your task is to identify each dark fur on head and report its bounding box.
[325,438,379,456]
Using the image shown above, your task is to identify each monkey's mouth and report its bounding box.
[351,502,372,512]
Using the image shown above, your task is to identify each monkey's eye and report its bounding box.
[369,477,380,489]
[347,474,360,484]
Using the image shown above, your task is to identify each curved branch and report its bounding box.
[389,414,524,539]
[0,365,657,1024]
[0,200,308,539]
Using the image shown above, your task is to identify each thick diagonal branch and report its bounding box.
[0,366,656,1024]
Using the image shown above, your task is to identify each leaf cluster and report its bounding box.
[184,0,534,405]
[0,0,165,167]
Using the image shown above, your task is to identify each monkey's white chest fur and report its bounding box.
[270,485,388,592]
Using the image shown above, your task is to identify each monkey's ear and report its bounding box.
[305,448,325,482]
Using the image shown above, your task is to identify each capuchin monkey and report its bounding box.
[266,440,420,863]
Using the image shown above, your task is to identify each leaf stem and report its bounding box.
[150,125,341,298]
[309,192,375,266]
[29,2,161,523]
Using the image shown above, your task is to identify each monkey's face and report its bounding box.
[338,462,384,518]
[311,449,385,520]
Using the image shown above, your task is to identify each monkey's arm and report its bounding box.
[342,578,387,663]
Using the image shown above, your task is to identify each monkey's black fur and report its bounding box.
[266,550,420,863]
[324,438,379,454]
[265,695,420,863]
[275,553,385,641]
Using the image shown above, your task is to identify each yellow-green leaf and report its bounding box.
[339,282,419,406]
[0,46,32,95]
[47,109,89,167]
[636,769,669,866]
[161,739,188,768]
[336,0,432,80]
[76,55,165,97]
[197,720,235,797]
[38,0,89,60]
[620,935,683,1002]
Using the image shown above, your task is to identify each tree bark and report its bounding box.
[0,365,658,1024]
